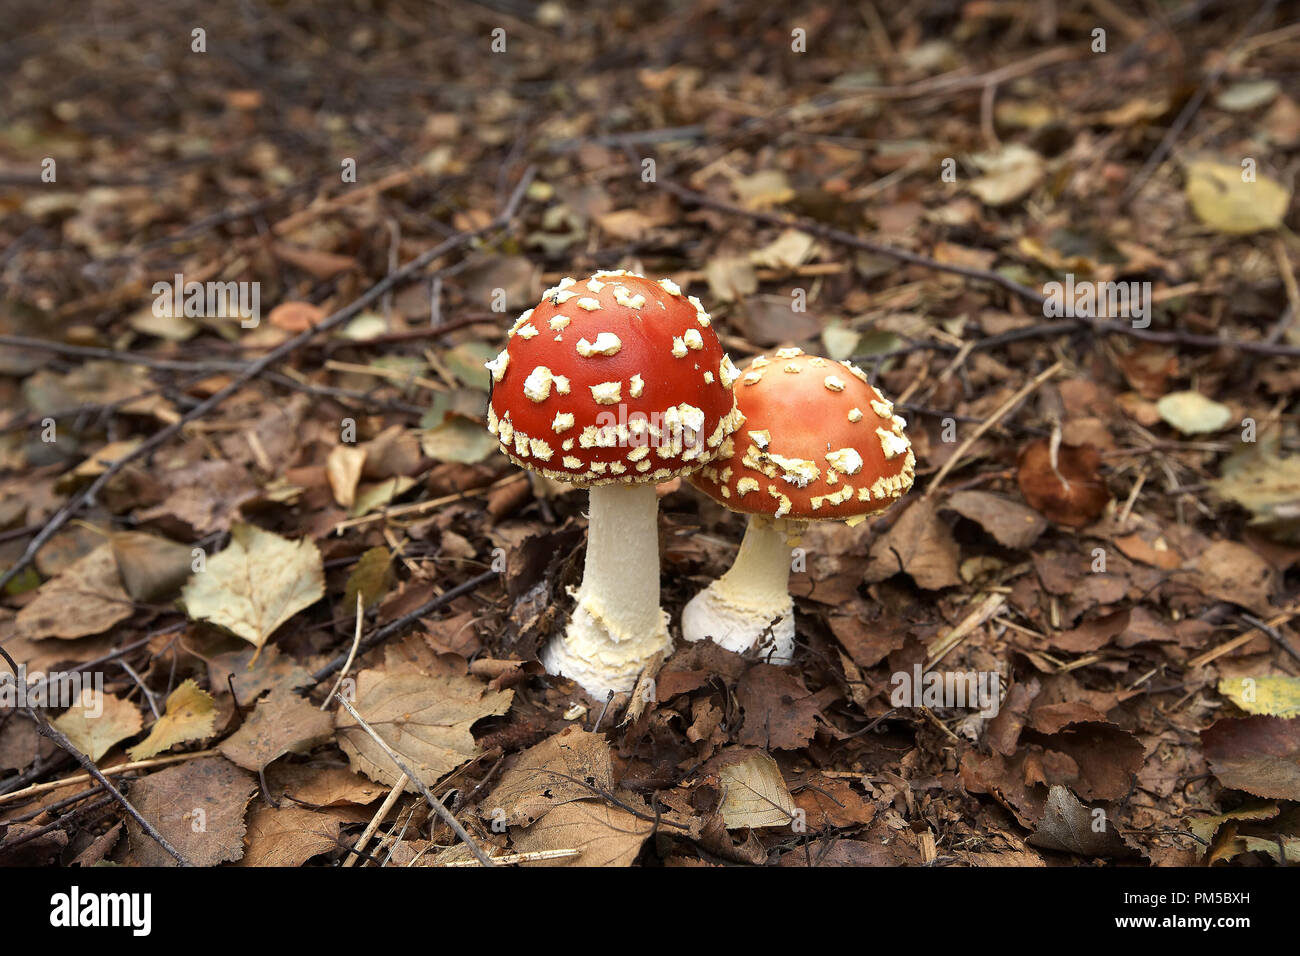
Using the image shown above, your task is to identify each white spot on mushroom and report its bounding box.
[612,286,646,309]
[515,324,539,340]
[523,366,556,402]
[562,455,583,469]
[842,361,871,385]
[549,315,571,332]
[870,398,894,418]
[628,374,644,398]
[577,297,601,312]
[742,371,763,385]
[576,332,622,357]
[552,412,575,433]
[876,428,911,460]
[767,485,792,519]
[703,370,714,384]
[658,278,682,296]
[562,438,574,451]
[586,277,606,293]
[719,355,740,388]
[508,309,535,335]
[683,328,704,351]
[590,381,622,405]
[671,337,687,358]
[529,438,553,461]
[736,476,759,496]
[826,447,864,476]
[766,453,820,487]
[485,349,509,382]
[554,290,575,305]
[848,407,863,423]
[748,429,771,450]
[750,356,771,369]
[783,363,802,373]
[775,347,803,359]
[824,375,847,392]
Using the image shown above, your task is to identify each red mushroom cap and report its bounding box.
[486,271,744,485]
[690,348,915,520]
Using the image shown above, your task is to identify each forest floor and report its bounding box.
[1,0,1299,867]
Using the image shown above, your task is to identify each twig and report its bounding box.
[332,693,496,866]
[322,593,367,711]
[924,361,1064,497]
[0,749,220,807]
[343,772,408,868]
[0,645,193,865]
[437,848,582,866]
[0,165,535,596]
[310,569,498,684]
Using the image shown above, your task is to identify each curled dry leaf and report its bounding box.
[715,749,797,830]
[1016,439,1109,528]
[511,794,654,867]
[127,679,217,761]
[1026,785,1139,859]
[943,489,1048,549]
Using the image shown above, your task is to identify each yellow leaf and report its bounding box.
[127,679,216,761]
[717,751,796,829]
[52,688,143,762]
[1219,676,1300,717]
[1184,158,1290,234]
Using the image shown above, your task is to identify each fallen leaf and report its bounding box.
[110,531,194,602]
[968,144,1044,206]
[125,755,256,867]
[1026,785,1138,858]
[481,726,613,827]
[737,664,828,751]
[236,804,345,867]
[266,763,385,807]
[512,794,654,866]
[1156,390,1231,434]
[51,687,142,762]
[344,547,394,612]
[865,498,962,589]
[1184,158,1291,234]
[943,490,1048,548]
[326,445,367,508]
[1201,716,1300,800]
[716,750,797,829]
[180,523,325,653]
[1016,439,1110,528]
[15,544,133,640]
[267,300,324,332]
[218,690,333,772]
[1218,676,1300,718]
[127,679,217,761]
[335,667,514,790]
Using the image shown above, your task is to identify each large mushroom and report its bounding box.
[684,348,914,663]
[486,271,744,698]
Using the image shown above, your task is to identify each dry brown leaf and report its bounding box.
[15,544,133,640]
[334,667,513,790]
[943,490,1048,548]
[1201,716,1300,801]
[512,795,654,866]
[125,755,256,867]
[236,804,345,867]
[865,498,962,589]
[716,749,797,830]
[218,689,333,772]
[481,726,613,827]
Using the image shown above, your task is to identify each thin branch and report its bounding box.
[333,693,496,866]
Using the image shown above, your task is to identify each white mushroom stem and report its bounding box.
[540,482,672,698]
[681,515,807,664]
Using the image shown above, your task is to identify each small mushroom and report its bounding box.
[684,348,915,663]
[486,271,744,697]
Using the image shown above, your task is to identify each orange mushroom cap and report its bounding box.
[486,271,744,486]
[689,348,915,521]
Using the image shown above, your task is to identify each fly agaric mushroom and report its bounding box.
[684,348,915,663]
[486,271,744,697]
